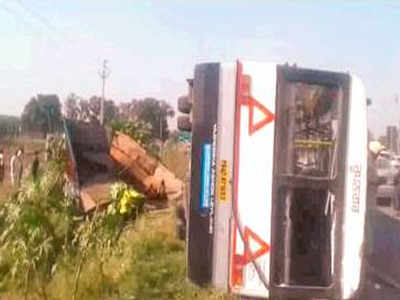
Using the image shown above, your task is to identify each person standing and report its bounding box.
[365,141,386,259]
[393,161,400,213]
[367,142,385,207]
[45,135,53,162]
[10,148,24,187]
[31,151,40,183]
[0,149,4,184]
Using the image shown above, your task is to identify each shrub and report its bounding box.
[109,120,152,149]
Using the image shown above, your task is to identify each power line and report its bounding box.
[0,2,37,32]
[16,0,59,35]
[98,59,111,125]
[0,0,64,45]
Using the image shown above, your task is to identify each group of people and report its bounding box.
[0,147,40,188]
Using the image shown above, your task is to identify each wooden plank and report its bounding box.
[110,131,183,201]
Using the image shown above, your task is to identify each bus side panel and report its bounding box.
[230,61,277,298]
[341,75,368,299]
[187,63,220,286]
[212,63,237,289]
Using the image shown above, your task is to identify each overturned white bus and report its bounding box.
[178,61,368,300]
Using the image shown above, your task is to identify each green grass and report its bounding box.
[117,211,230,300]
[32,210,230,300]
[161,140,190,180]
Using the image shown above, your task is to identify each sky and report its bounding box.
[0,0,399,136]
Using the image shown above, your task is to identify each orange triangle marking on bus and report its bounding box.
[239,74,274,135]
[243,226,270,264]
[247,96,275,135]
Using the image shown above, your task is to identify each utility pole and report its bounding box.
[159,102,163,157]
[98,59,111,125]
[395,93,399,154]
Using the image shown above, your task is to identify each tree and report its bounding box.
[21,94,62,135]
[77,99,91,121]
[0,115,20,139]
[64,93,79,120]
[109,119,152,148]
[118,99,140,122]
[134,98,175,142]
[88,96,117,123]
[63,95,175,142]
[63,94,118,124]
[38,95,62,131]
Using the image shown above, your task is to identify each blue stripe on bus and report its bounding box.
[199,143,212,215]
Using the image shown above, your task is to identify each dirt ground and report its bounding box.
[0,137,46,200]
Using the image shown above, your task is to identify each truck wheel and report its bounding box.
[177,116,192,132]
[178,95,192,114]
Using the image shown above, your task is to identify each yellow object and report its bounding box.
[120,205,128,215]
[369,141,385,155]
[119,190,132,215]
[110,183,144,215]
[118,188,144,215]
[218,160,229,203]
[293,139,333,149]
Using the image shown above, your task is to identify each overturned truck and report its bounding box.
[64,119,183,213]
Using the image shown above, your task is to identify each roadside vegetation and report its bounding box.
[0,91,229,299]
[0,137,229,300]
[161,138,191,181]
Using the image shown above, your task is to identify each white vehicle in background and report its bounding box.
[379,150,392,160]
[376,156,398,208]
[376,157,397,184]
